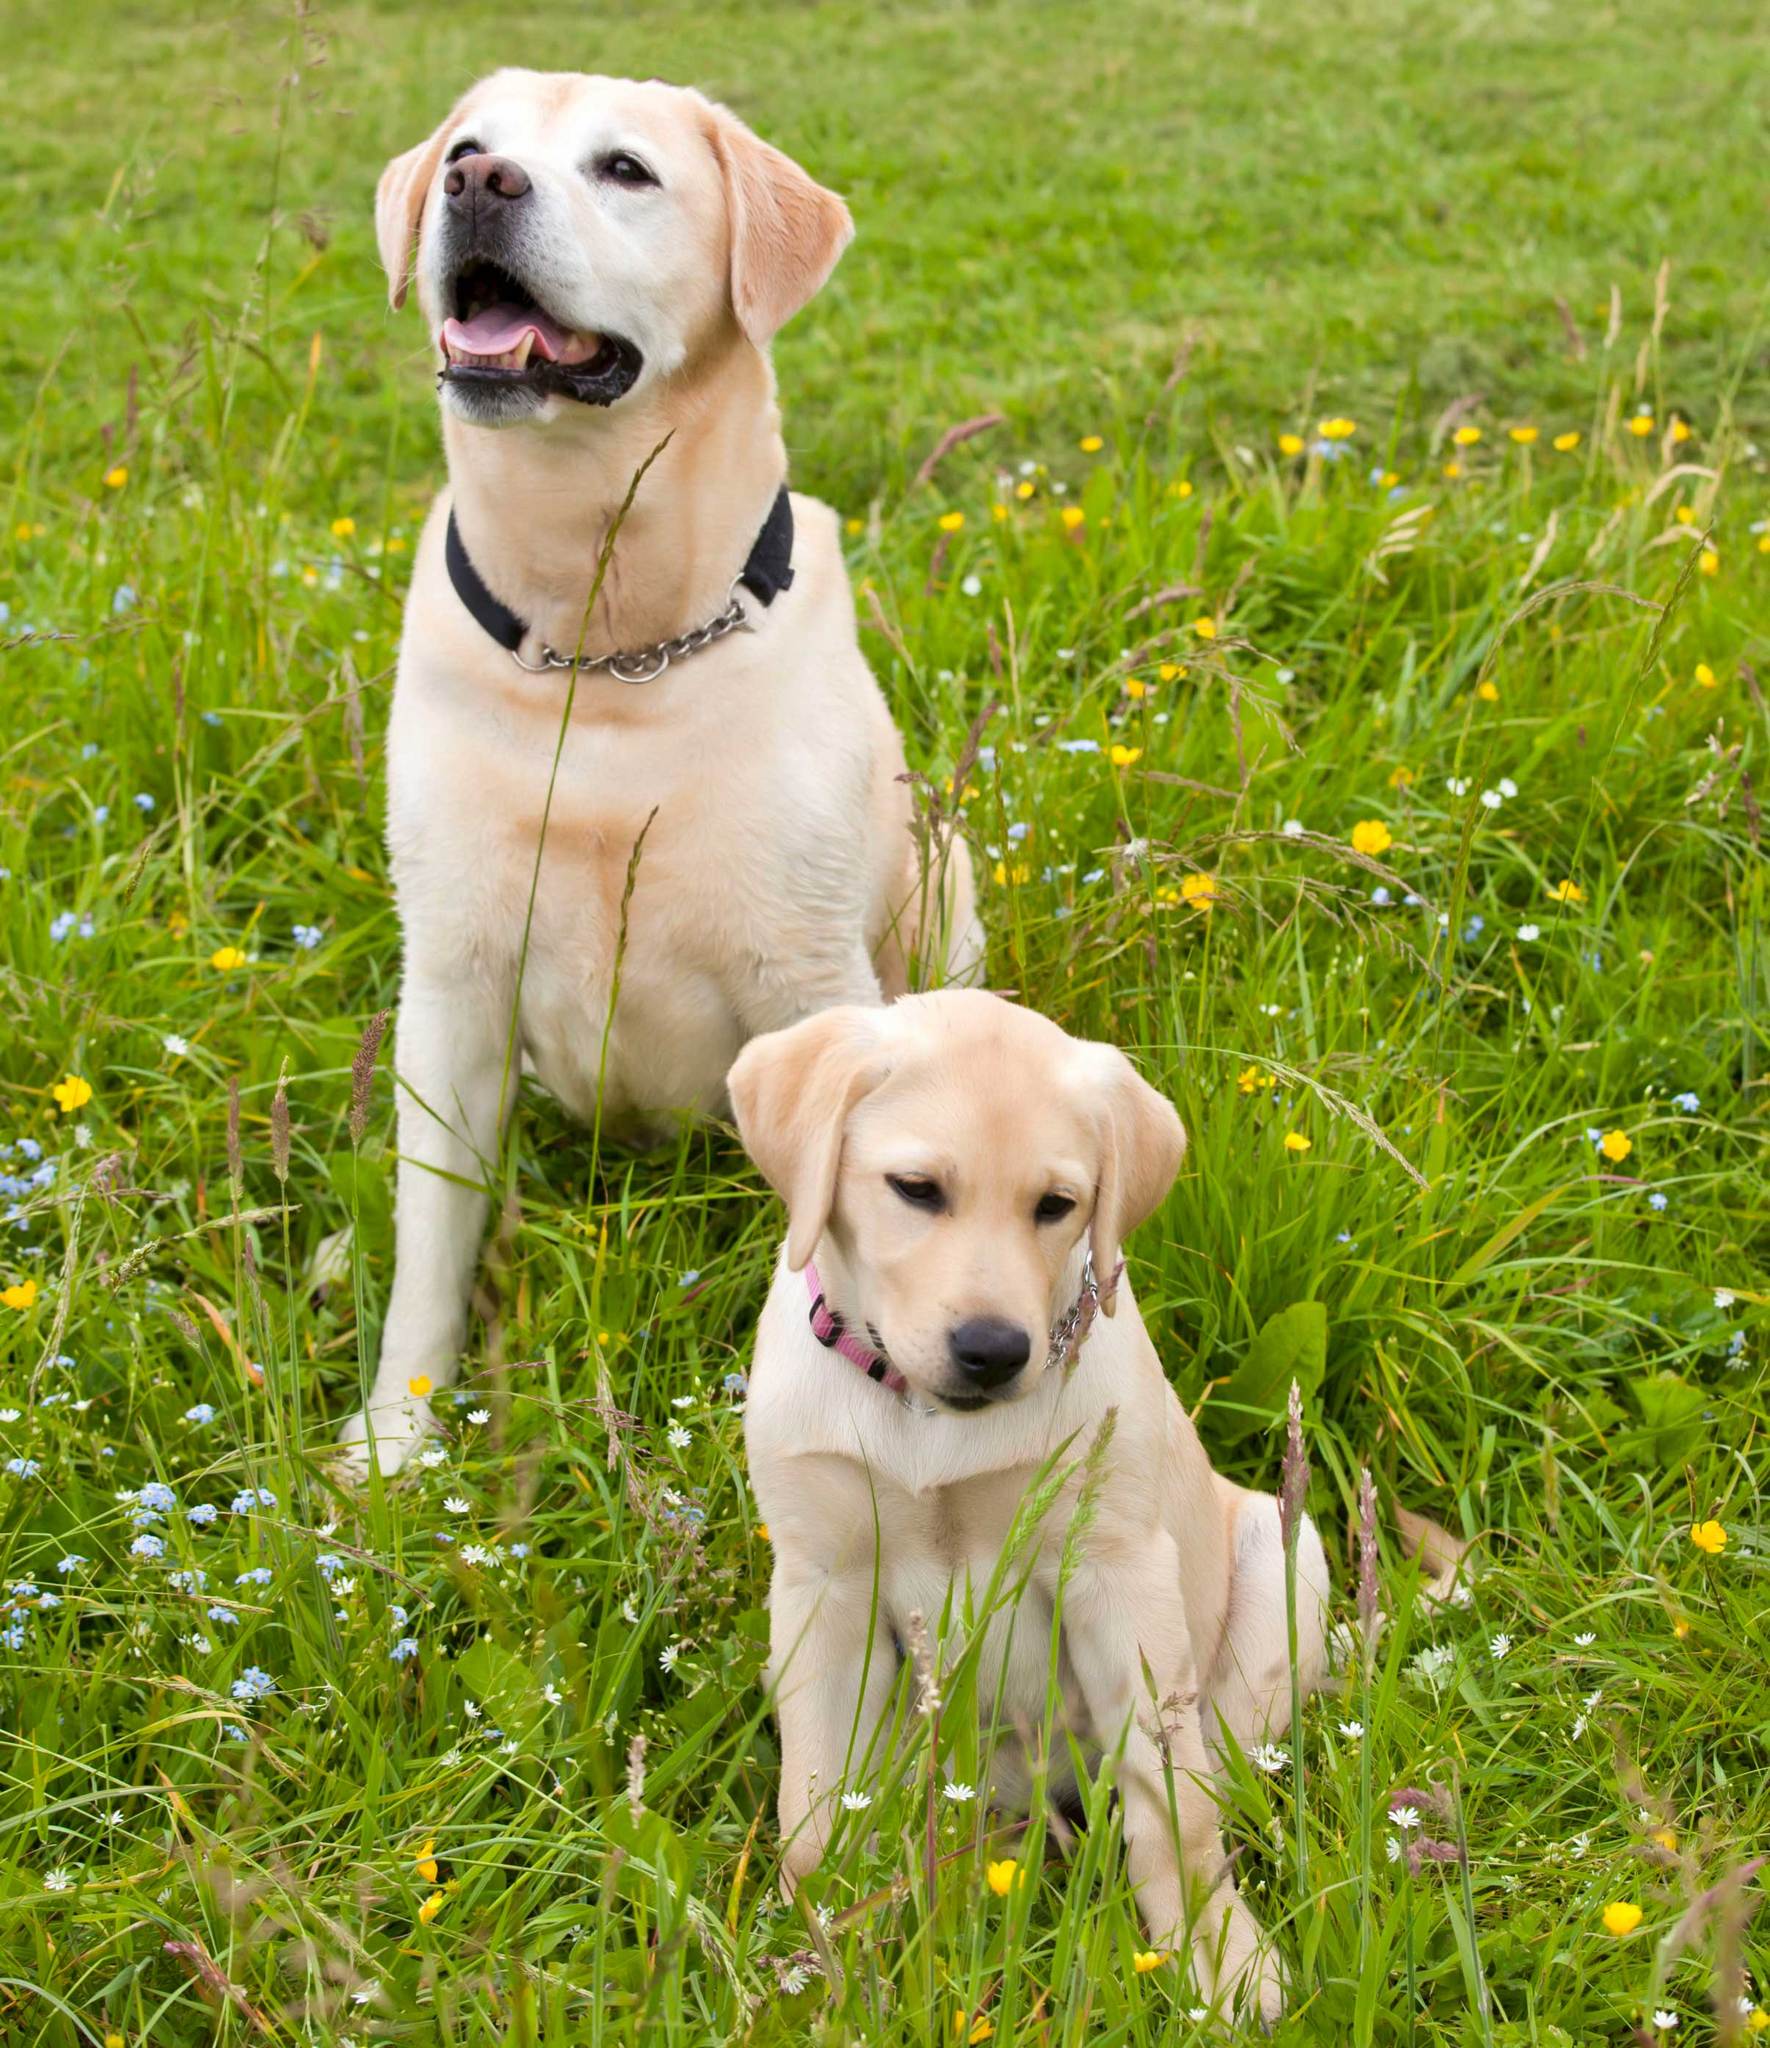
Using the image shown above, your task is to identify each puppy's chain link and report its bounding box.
[511,584,751,684]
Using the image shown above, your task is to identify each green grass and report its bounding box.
[3,0,1768,2041]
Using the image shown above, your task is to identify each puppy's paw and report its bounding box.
[334,1397,438,1480]
[1192,1887,1283,2028]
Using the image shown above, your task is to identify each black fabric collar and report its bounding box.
[444,485,795,661]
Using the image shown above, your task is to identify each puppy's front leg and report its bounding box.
[337,972,513,1476]
[1065,1538,1282,2024]
[768,1547,898,1892]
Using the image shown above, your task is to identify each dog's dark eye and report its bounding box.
[1034,1193,1076,1224]
[887,1175,944,1213]
[598,150,659,188]
[446,139,484,164]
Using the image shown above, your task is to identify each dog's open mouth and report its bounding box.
[437,260,642,406]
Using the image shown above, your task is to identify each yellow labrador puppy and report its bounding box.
[344,72,980,1472]
[729,991,1328,2019]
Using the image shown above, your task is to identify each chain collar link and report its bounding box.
[509,580,752,684]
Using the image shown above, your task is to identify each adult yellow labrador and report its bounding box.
[730,991,1328,2020]
[344,72,980,1473]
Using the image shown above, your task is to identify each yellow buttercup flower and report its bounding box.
[1548,879,1585,905]
[1350,819,1393,856]
[1388,764,1415,789]
[1191,617,1217,639]
[1476,679,1499,703]
[937,511,965,533]
[1168,478,1194,499]
[1124,678,1146,699]
[1317,417,1356,440]
[1694,663,1716,688]
[1627,414,1655,438]
[955,2015,994,2045]
[845,516,864,535]
[992,860,1032,886]
[1671,418,1692,443]
[407,1374,433,1397]
[990,502,1007,521]
[52,1075,93,1115]
[1690,1520,1726,1556]
[1108,744,1142,769]
[1442,461,1463,480]
[1179,872,1218,909]
[1158,662,1185,682]
[1743,2007,1768,2034]
[1283,1132,1312,1153]
[1079,434,1104,453]
[1452,425,1482,447]
[1060,505,1086,531]
[1602,1901,1643,1936]
[1132,1950,1166,1974]
[330,516,357,539]
[210,945,247,971]
[1278,433,1305,457]
[2,1280,38,1311]
[985,1858,1018,1897]
[104,465,129,489]
[1014,479,1035,501]
[1508,426,1539,445]
[1674,506,1695,526]
[1699,548,1719,576]
[1553,431,1581,452]
[1598,1129,1632,1164]
[418,1891,444,1926]
[1238,1066,1275,1094]
[415,1838,438,1882]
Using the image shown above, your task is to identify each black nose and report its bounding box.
[444,154,532,205]
[947,1317,1032,1389]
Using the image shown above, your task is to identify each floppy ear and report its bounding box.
[703,101,854,346]
[728,1008,886,1272]
[375,125,452,310]
[1086,1048,1187,1314]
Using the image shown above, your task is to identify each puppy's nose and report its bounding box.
[444,154,532,205]
[948,1316,1032,1389]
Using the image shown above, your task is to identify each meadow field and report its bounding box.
[2,0,1767,2041]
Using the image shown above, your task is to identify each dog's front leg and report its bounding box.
[1065,1540,1283,2024]
[768,1550,898,1894]
[337,973,513,1477]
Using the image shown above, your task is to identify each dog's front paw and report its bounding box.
[1192,1886,1283,2028]
[334,1397,438,1479]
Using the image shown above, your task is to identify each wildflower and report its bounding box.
[184,1404,215,1425]
[130,1534,165,1559]
[407,1375,433,1397]
[1442,461,1463,479]
[1517,923,1540,941]
[1014,479,1034,500]
[187,1503,218,1526]
[1598,1129,1632,1164]
[209,946,247,972]
[44,1868,74,1892]
[1283,1132,1312,1154]
[390,1636,420,1662]
[443,1496,470,1516]
[937,511,964,533]
[944,1781,976,1802]
[330,516,357,538]
[415,1839,438,1881]
[51,1076,93,1115]
[1699,549,1719,576]
[1671,419,1693,444]
[1548,880,1585,904]
[230,1666,276,1702]
[985,1858,1019,1896]
[1191,617,1217,638]
[1490,1633,1511,1661]
[1060,505,1086,531]
[840,1790,872,1811]
[235,1567,273,1587]
[1602,1901,1643,1935]
[1390,1805,1421,1831]
[1652,2014,1679,2032]
[1476,680,1500,704]
[1508,426,1539,445]
[1648,1192,1668,1211]
[1553,431,1581,452]
[1107,743,1142,768]
[2,1280,38,1311]
[292,923,324,950]
[466,1408,490,1425]
[1715,1287,1736,1310]
[1627,415,1655,438]
[1132,1950,1166,1973]
[667,1424,691,1450]
[230,1488,275,1512]
[1690,1520,1726,1555]
[104,466,128,489]
[1178,872,1218,909]
[1350,819,1393,856]
[1079,434,1103,453]
[1278,433,1305,457]
[418,1891,444,1925]
[1452,425,1482,447]
[1282,817,1305,836]
[1318,418,1356,439]
[1672,1091,1699,1113]
[1238,1066,1274,1094]
[1251,1742,1289,1773]
[163,1034,190,1058]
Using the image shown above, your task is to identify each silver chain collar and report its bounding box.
[1044,1249,1117,1373]
[508,578,752,684]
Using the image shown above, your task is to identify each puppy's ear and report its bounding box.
[702,101,854,346]
[728,1008,885,1272]
[375,126,451,310]
[1086,1048,1187,1314]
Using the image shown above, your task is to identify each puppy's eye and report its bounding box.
[598,150,660,188]
[1034,1193,1076,1224]
[887,1175,944,1213]
[446,139,484,164]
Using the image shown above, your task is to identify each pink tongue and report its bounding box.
[442,303,587,361]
